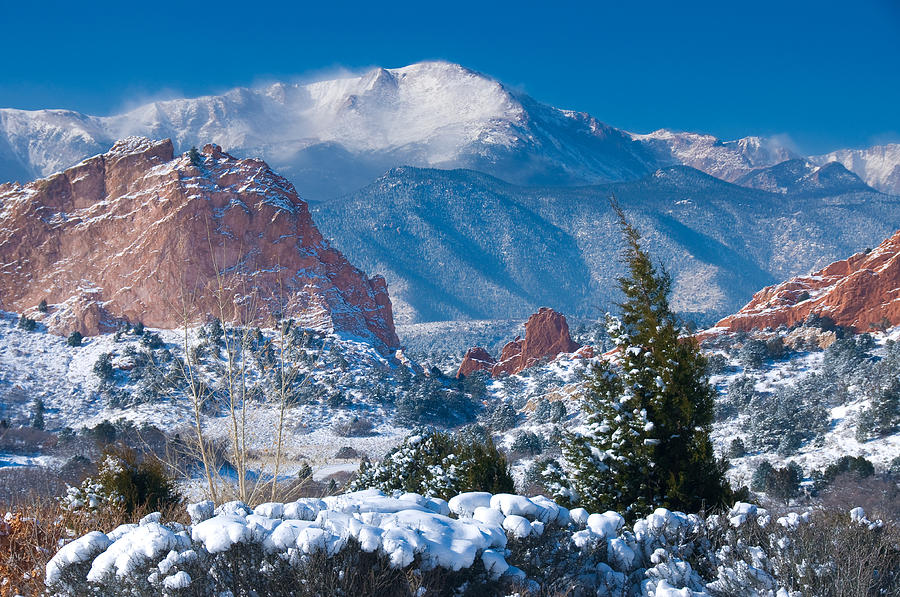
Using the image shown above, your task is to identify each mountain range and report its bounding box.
[1,61,898,199]
[2,61,899,327]
[311,164,899,324]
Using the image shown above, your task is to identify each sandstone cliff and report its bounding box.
[715,230,900,333]
[0,137,400,352]
[456,307,581,377]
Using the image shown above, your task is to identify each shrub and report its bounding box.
[705,353,729,375]
[335,446,361,459]
[481,402,518,431]
[38,299,48,313]
[745,375,829,454]
[333,416,375,437]
[751,461,774,492]
[855,379,900,441]
[62,447,180,515]
[510,431,544,456]
[93,352,115,380]
[350,427,513,500]
[394,376,480,427]
[30,398,45,430]
[548,400,567,423]
[139,331,164,349]
[727,438,745,458]
[67,331,83,347]
[188,146,202,166]
[530,398,566,424]
[814,455,875,489]
[17,314,36,331]
[717,375,757,420]
[738,339,768,369]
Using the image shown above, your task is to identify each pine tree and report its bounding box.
[31,398,45,430]
[562,198,732,518]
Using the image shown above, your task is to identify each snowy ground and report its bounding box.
[709,326,900,486]
[0,311,412,482]
[2,309,898,496]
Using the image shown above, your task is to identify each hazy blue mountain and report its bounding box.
[312,166,900,324]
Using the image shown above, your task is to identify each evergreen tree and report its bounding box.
[562,199,732,518]
[31,398,45,430]
[188,146,202,167]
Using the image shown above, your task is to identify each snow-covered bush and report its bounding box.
[481,401,519,431]
[510,430,544,456]
[46,492,899,596]
[738,339,769,369]
[349,427,513,500]
[745,376,829,454]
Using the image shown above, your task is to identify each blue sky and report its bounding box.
[2,0,898,153]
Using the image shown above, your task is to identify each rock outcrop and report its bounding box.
[456,347,497,378]
[456,307,581,377]
[0,137,400,352]
[715,230,900,333]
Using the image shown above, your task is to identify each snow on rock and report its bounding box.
[489,493,542,518]
[87,523,186,581]
[570,507,590,526]
[186,500,214,525]
[163,571,192,590]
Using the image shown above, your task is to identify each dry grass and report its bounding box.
[0,499,187,597]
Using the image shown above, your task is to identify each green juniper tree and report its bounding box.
[31,398,45,430]
[561,198,733,518]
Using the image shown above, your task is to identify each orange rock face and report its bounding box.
[0,137,400,352]
[457,347,497,378]
[456,307,581,377]
[715,229,900,333]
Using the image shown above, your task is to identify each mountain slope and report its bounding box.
[810,143,900,195]
[312,166,900,324]
[735,159,873,196]
[0,137,399,351]
[633,129,799,182]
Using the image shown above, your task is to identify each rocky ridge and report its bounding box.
[715,229,900,333]
[457,307,581,377]
[0,137,400,352]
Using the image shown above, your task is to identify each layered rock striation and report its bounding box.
[715,230,900,333]
[0,137,400,351]
[456,307,580,377]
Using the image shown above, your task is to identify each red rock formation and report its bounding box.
[456,308,581,377]
[456,347,497,377]
[0,137,400,352]
[715,230,900,333]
